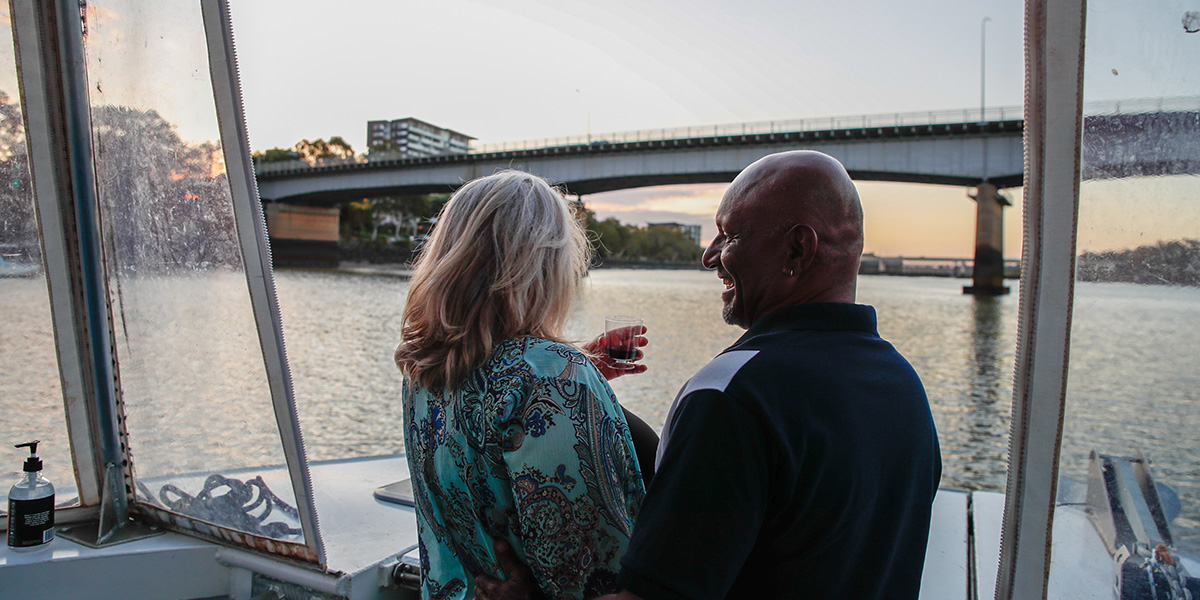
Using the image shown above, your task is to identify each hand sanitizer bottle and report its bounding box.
[7,440,55,551]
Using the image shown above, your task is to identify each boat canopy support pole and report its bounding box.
[995,0,1087,597]
[9,0,129,522]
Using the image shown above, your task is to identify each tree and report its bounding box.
[342,194,449,245]
[1076,239,1200,286]
[253,147,302,163]
[294,136,355,165]
[0,90,36,260]
[582,210,701,264]
[589,214,633,260]
[91,105,239,270]
[642,224,703,262]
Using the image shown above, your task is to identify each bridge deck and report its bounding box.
[256,119,1025,203]
[254,101,1199,204]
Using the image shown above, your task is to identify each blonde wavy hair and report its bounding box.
[395,171,590,391]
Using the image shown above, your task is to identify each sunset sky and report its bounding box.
[225,0,1029,258]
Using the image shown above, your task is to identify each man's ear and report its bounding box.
[786,224,818,274]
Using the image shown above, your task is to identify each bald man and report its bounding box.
[478,151,941,600]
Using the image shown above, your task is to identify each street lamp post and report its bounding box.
[981,16,991,122]
[980,16,992,182]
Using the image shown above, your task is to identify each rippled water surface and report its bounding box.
[273,268,1200,551]
[275,270,1023,488]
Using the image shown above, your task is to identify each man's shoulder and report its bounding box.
[736,316,912,374]
[680,349,761,398]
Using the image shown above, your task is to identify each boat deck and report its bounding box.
[0,454,1158,599]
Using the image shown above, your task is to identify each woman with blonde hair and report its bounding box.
[396,170,649,600]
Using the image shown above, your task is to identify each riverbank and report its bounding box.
[592,259,705,270]
[331,262,414,278]
[297,260,707,278]
[302,259,1015,280]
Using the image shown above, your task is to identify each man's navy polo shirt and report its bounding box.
[617,302,942,599]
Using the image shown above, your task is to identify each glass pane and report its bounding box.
[0,11,77,509]
[82,0,307,545]
[1051,0,1200,594]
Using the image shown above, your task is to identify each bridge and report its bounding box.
[254,99,1199,295]
[255,106,1025,204]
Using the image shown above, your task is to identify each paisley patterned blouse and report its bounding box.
[403,337,646,600]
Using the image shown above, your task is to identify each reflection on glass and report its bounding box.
[81,0,304,542]
[1052,0,1200,588]
[0,18,76,508]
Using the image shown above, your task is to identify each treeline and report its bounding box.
[341,194,448,250]
[251,133,703,263]
[0,90,35,259]
[253,136,399,165]
[253,136,356,165]
[1077,239,1200,286]
[585,212,703,264]
[342,195,702,264]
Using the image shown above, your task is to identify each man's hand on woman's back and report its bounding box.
[473,538,544,600]
[473,538,640,600]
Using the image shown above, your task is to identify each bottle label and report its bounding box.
[7,495,55,548]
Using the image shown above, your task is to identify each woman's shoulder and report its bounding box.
[487,337,595,380]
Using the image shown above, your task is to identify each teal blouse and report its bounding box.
[403,337,645,600]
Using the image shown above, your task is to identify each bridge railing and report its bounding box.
[1083,95,1200,116]
[469,105,1024,154]
[256,157,363,175]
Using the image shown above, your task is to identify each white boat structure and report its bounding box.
[0,0,1197,599]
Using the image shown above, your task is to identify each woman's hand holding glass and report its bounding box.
[584,324,648,380]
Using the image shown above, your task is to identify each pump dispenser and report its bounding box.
[7,440,55,551]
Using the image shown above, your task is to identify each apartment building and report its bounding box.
[366,118,475,158]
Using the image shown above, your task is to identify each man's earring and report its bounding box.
[789,269,795,277]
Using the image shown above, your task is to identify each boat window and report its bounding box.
[1049,0,1200,593]
[79,0,311,548]
[0,11,78,512]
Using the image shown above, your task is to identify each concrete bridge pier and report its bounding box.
[963,182,1012,295]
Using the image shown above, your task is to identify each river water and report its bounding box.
[4,268,1199,551]
[274,267,1200,551]
[274,269,1020,487]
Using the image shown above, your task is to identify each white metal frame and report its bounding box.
[200,0,325,564]
[6,0,326,566]
[8,0,119,514]
[996,0,1088,597]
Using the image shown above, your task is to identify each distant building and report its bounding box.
[366,118,475,158]
[648,222,703,247]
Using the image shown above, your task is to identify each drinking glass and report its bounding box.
[604,315,643,363]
